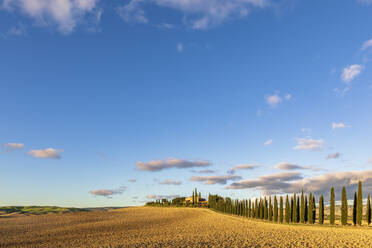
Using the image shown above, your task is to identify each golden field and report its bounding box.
[1,207,372,248]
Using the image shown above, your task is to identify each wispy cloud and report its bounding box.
[2,0,100,33]
[326,152,340,160]
[89,186,126,198]
[27,148,63,159]
[3,143,24,152]
[177,43,183,52]
[332,122,350,130]
[136,158,211,172]
[228,164,259,174]
[265,93,282,108]
[146,194,179,200]
[128,179,137,183]
[341,64,363,84]
[361,38,372,50]
[275,162,303,170]
[264,139,273,146]
[226,170,372,199]
[191,169,216,174]
[293,138,324,151]
[159,179,182,185]
[119,0,269,29]
[190,175,241,185]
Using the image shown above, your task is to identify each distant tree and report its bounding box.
[248,199,251,218]
[285,195,290,223]
[274,196,278,222]
[300,190,305,223]
[304,195,308,223]
[293,194,297,223]
[367,193,371,225]
[255,198,259,219]
[296,196,300,223]
[353,192,357,226]
[319,195,324,224]
[330,187,335,225]
[192,191,195,206]
[341,187,348,226]
[357,181,363,226]
[279,196,284,223]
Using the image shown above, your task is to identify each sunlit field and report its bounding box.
[1,207,372,248]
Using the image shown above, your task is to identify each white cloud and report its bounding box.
[119,0,269,29]
[332,122,350,130]
[190,175,241,185]
[3,143,24,151]
[362,38,372,50]
[128,179,137,183]
[2,0,100,33]
[264,139,273,146]
[27,148,63,159]
[136,158,211,171]
[293,138,324,151]
[357,0,372,5]
[89,186,126,198]
[326,152,340,160]
[341,64,363,84]
[177,43,183,52]
[159,179,182,185]
[265,93,282,108]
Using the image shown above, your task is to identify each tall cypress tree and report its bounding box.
[274,196,278,222]
[341,186,348,226]
[296,196,300,223]
[353,192,357,226]
[300,190,305,223]
[255,198,259,218]
[269,197,273,221]
[285,195,290,223]
[367,193,371,225]
[192,191,195,206]
[312,195,316,224]
[357,181,363,226]
[304,195,308,223]
[308,193,312,224]
[330,187,335,225]
[290,196,294,222]
[293,194,297,223]
[280,196,284,223]
[248,199,251,218]
[264,197,268,220]
[319,195,324,224]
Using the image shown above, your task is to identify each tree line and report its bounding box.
[208,181,372,226]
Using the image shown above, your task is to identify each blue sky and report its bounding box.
[1,0,372,207]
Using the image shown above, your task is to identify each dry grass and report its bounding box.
[1,207,372,247]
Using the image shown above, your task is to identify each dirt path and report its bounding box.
[1,207,372,247]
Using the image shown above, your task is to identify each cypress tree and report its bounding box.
[274,196,278,222]
[319,195,324,224]
[330,187,335,225]
[357,181,363,226]
[308,193,313,224]
[300,190,305,223]
[312,195,316,224]
[280,196,284,223]
[293,194,297,223]
[341,186,348,225]
[304,195,308,223]
[269,197,273,221]
[264,197,268,220]
[290,196,294,222]
[255,198,259,218]
[192,191,195,206]
[296,196,300,223]
[353,192,357,226]
[285,195,290,223]
[367,193,371,225]
[248,199,251,218]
